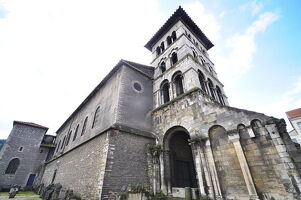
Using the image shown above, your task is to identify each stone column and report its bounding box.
[159,152,167,194]
[204,80,209,95]
[227,130,259,200]
[199,142,214,197]
[190,141,205,195]
[153,157,161,194]
[205,140,223,199]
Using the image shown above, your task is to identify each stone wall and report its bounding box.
[42,131,109,200]
[101,129,155,199]
[116,65,153,133]
[240,132,295,199]
[152,89,301,199]
[210,126,249,200]
[53,67,122,159]
[0,123,48,189]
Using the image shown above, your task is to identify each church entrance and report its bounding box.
[168,130,197,188]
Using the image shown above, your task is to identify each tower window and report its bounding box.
[156,46,161,56]
[216,86,225,105]
[18,147,23,152]
[160,62,166,73]
[160,42,165,52]
[92,107,100,128]
[208,78,215,100]
[161,80,170,104]
[171,52,178,65]
[198,70,206,93]
[81,117,88,135]
[5,158,20,174]
[171,31,177,42]
[173,72,184,96]
[167,36,172,46]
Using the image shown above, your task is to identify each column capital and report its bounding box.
[189,136,208,146]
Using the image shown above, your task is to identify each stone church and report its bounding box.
[39,6,301,200]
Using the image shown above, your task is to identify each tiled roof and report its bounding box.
[286,108,301,119]
[122,59,154,78]
[14,120,48,130]
[145,6,214,51]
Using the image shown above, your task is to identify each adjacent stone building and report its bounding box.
[0,121,55,190]
[286,108,301,144]
[38,6,301,200]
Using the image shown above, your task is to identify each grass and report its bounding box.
[0,191,42,200]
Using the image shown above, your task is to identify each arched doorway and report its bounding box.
[164,127,197,189]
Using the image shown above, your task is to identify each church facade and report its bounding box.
[40,7,301,200]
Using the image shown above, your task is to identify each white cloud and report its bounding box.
[0,0,163,138]
[239,0,263,15]
[183,1,221,43]
[257,74,301,130]
[213,11,279,83]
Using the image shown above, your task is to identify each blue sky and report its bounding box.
[0,0,300,138]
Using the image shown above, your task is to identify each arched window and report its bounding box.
[208,79,215,100]
[160,62,166,73]
[51,169,57,184]
[216,86,225,105]
[61,136,66,149]
[92,107,100,128]
[156,46,161,56]
[171,31,177,42]
[200,56,205,65]
[161,80,170,104]
[56,140,61,153]
[5,158,20,174]
[193,51,197,58]
[73,124,79,141]
[188,34,191,39]
[81,117,88,135]
[198,70,206,92]
[160,42,165,52]
[167,36,172,46]
[66,130,72,146]
[173,72,184,96]
[171,52,178,65]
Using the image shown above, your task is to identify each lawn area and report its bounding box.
[0,191,41,200]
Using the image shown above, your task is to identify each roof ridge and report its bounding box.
[14,120,48,130]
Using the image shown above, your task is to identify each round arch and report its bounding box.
[163,126,197,188]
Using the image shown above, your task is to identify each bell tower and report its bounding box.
[145,6,228,108]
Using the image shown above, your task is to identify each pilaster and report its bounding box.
[227,129,259,200]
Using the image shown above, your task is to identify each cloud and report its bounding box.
[239,0,263,15]
[183,1,221,43]
[0,0,163,138]
[257,74,301,130]
[0,1,8,18]
[213,11,279,83]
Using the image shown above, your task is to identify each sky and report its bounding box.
[0,0,300,139]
